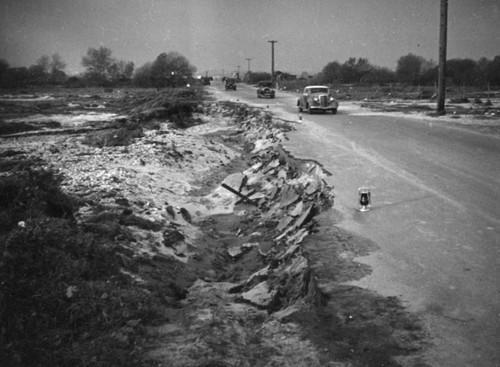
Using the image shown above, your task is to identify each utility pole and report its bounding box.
[268,40,277,88]
[246,58,252,82]
[237,65,240,82]
[437,0,448,114]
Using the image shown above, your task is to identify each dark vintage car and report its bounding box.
[257,81,275,98]
[297,85,339,114]
[225,78,237,90]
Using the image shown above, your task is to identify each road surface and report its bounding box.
[211,81,500,367]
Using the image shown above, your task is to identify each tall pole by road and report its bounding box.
[437,0,448,114]
[268,40,277,88]
[246,58,252,73]
[246,58,252,82]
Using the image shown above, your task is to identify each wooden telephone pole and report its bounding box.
[437,0,448,114]
[268,40,277,88]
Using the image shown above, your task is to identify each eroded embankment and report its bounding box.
[144,102,429,367]
[143,102,337,366]
[0,91,429,367]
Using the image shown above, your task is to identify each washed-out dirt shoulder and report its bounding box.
[0,88,430,367]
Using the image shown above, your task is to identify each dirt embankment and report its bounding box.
[0,89,428,367]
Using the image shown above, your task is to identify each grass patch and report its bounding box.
[0,158,171,366]
[0,120,40,135]
[82,121,144,148]
[128,87,205,128]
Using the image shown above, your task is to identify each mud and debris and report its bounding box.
[0,88,430,366]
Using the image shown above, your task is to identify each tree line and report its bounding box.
[318,53,500,87]
[1,46,499,88]
[0,46,196,88]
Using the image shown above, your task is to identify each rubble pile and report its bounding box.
[1,94,337,366]
[1,90,430,366]
[144,102,336,366]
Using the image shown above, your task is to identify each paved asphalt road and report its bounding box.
[212,81,500,367]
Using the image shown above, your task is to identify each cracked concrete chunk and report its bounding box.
[228,242,258,258]
[258,241,274,256]
[222,172,247,192]
[279,184,300,208]
[241,281,277,308]
[272,305,300,322]
[289,200,304,217]
[277,215,294,232]
[294,204,314,229]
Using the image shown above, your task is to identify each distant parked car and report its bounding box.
[257,81,275,99]
[297,85,338,114]
[225,78,237,90]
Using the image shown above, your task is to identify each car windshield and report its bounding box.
[260,82,272,87]
[308,88,329,94]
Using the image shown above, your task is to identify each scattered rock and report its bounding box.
[241,281,277,309]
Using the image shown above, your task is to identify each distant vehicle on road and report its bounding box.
[225,78,237,91]
[297,85,338,114]
[257,81,275,99]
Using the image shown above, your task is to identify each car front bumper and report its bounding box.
[259,92,275,97]
[309,104,337,110]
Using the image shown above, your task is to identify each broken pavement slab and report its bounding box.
[241,280,278,309]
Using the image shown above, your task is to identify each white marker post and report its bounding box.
[358,187,371,212]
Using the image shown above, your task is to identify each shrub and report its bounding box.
[0,160,167,366]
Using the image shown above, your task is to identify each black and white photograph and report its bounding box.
[1,1,499,366]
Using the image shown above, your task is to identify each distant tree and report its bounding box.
[339,57,373,84]
[0,58,9,77]
[26,55,51,84]
[28,64,48,85]
[123,61,134,79]
[132,62,153,87]
[49,53,67,83]
[108,60,134,82]
[247,71,272,84]
[476,57,490,86]
[1,67,29,88]
[320,61,341,85]
[151,52,196,87]
[446,58,478,86]
[484,56,500,86]
[27,54,67,85]
[362,66,397,84]
[396,53,426,85]
[419,59,438,85]
[82,46,114,85]
[298,71,311,80]
[36,55,51,74]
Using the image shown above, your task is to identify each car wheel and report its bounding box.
[298,106,303,112]
[331,108,337,114]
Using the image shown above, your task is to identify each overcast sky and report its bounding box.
[1,0,499,76]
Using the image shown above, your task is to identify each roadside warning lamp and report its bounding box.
[358,187,371,212]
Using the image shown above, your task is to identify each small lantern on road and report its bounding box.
[358,187,371,212]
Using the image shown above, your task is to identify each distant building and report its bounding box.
[275,71,297,81]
